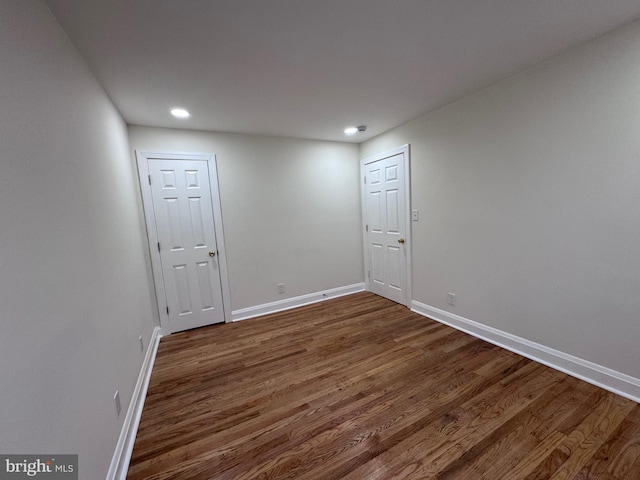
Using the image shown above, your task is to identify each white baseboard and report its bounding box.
[411,300,640,403]
[107,326,162,480]
[231,283,365,322]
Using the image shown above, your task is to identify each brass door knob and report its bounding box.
[209,250,216,257]
[398,238,405,244]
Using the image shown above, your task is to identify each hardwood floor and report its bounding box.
[127,292,640,479]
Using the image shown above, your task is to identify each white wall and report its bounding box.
[361,19,640,383]
[128,126,363,312]
[0,1,157,477]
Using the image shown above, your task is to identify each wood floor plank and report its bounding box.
[434,376,582,480]
[547,393,635,480]
[351,364,564,479]
[572,416,640,479]
[127,292,639,479]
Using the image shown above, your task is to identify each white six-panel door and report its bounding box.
[362,146,410,305]
[138,152,229,333]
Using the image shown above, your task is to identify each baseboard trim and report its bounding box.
[411,300,640,403]
[107,326,162,480]
[232,283,365,322]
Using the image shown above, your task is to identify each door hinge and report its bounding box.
[364,176,366,184]
[157,242,161,252]
[367,270,371,279]
[148,174,151,185]
[366,224,368,232]
[166,306,169,315]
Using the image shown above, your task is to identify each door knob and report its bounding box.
[209,250,216,257]
[397,238,405,244]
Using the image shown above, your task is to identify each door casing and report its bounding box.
[361,144,412,306]
[136,150,232,334]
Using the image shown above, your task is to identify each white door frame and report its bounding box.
[136,150,232,334]
[360,144,412,306]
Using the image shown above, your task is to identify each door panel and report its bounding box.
[387,245,402,290]
[369,191,382,232]
[196,261,216,310]
[364,151,408,305]
[173,264,192,314]
[386,189,400,233]
[163,198,183,249]
[188,198,207,247]
[148,159,225,331]
[371,243,384,285]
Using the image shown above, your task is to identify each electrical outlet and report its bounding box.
[277,283,285,294]
[412,210,419,221]
[113,390,121,418]
[138,335,144,353]
[447,292,456,306]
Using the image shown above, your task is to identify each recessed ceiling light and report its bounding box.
[171,108,190,119]
[344,125,367,135]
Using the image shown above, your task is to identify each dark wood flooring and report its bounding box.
[127,292,640,479]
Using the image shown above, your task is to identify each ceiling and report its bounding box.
[45,0,640,143]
